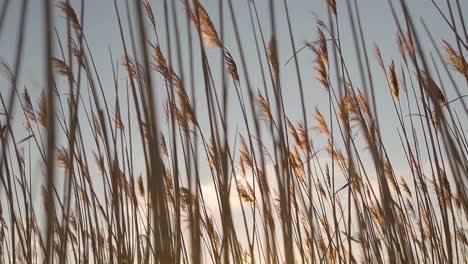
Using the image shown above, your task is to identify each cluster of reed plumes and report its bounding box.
[0,0,467,263]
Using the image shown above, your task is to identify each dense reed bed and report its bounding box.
[0,0,467,263]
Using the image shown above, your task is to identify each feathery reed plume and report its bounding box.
[289,148,305,183]
[78,187,90,207]
[456,230,468,246]
[419,70,446,105]
[224,49,239,82]
[143,0,156,28]
[77,156,90,181]
[370,203,384,227]
[0,59,13,80]
[22,88,36,122]
[314,107,330,137]
[383,161,398,191]
[38,91,48,127]
[52,57,72,79]
[57,1,81,31]
[396,32,407,64]
[185,0,221,48]
[167,101,190,133]
[325,0,337,15]
[287,118,302,149]
[205,217,221,253]
[164,168,174,194]
[454,188,462,210]
[92,113,102,138]
[238,159,246,178]
[179,187,197,210]
[338,96,351,130]
[325,140,347,167]
[443,40,467,76]
[388,61,400,101]
[121,55,139,80]
[355,90,372,119]
[236,180,255,206]
[374,44,385,71]
[153,45,171,78]
[207,138,221,173]
[311,29,329,90]
[400,176,412,198]
[92,151,105,172]
[41,186,50,208]
[140,122,150,140]
[286,118,299,142]
[257,90,275,125]
[160,134,169,156]
[317,182,328,199]
[267,35,279,76]
[69,38,85,69]
[153,45,197,126]
[297,122,311,152]
[240,136,252,169]
[405,31,415,59]
[57,147,70,169]
[176,85,196,125]
[405,199,416,218]
[137,175,145,196]
[112,108,124,130]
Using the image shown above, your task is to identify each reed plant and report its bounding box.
[0,0,467,263]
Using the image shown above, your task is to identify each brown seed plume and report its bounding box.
[312,29,329,90]
[443,40,467,77]
[224,49,239,82]
[143,0,156,28]
[57,2,81,31]
[267,35,279,76]
[314,107,330,137]
[374,44,385,71]
[388,61,400,101]
[185,0,221,48]
[419,70,446,105]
